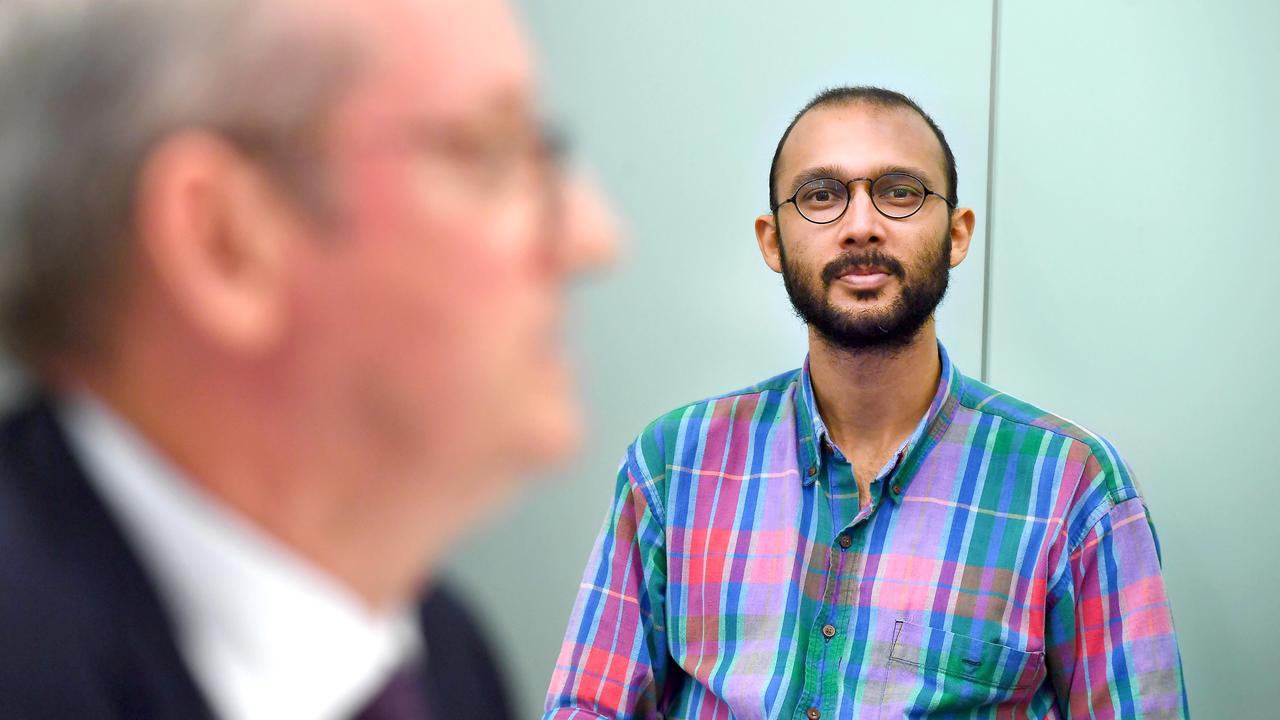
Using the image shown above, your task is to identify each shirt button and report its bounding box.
[822,623,837,639]
[838,535,852,549]
[892,483,902,494]
[806,708,821,720]
[807,466,817,477]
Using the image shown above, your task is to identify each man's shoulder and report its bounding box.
[0,396,218,720]
[0,398,118,716]
[0,395,108,630]
[417,583,514,720]
[624,367,802,476]
[0,396,63,552]
[954,373,1139,503]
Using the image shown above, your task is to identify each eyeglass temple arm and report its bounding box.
[928,191,956,208]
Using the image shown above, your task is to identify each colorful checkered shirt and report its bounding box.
[545,344,1187,719]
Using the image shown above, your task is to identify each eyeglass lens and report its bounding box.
[793,173,928,222]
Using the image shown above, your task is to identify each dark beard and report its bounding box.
[779,229,951,354]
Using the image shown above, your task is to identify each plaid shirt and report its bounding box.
[545,345,1187,719]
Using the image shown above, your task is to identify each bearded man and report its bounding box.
[544,86,1186,719]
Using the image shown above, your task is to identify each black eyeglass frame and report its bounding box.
[773,172,956,223]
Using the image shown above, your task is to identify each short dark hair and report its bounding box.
[767,86,958,211]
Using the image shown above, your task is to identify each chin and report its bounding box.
[524,405,583,469]
[491,384,583,473]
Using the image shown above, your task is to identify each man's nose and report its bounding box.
[836,181,883,246]
[557,174,620,275]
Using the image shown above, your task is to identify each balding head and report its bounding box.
[768,86,958,212]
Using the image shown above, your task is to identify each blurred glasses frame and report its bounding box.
[215,117,568,224]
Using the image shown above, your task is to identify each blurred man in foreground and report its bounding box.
[0,0,615,717]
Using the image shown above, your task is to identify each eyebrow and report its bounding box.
[785,163,941,198]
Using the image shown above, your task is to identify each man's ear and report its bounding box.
[755,212,784,274]
[948,206,976,268]
[133,131,301,356]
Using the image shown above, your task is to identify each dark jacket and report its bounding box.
[0,397,513,720]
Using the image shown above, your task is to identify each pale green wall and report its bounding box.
[985,1,1280,717]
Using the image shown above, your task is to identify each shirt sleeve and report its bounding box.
[1044,492,1189,719]
[544,456,670,720]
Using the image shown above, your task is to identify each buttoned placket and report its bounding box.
[792,434,909,720]
[788,350,957,718]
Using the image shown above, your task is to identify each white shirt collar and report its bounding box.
[57,392,423,720]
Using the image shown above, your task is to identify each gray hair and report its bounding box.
[0,0,363,366]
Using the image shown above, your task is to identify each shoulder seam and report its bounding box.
[625,440,668,527]
[626,367,803,527]
[960,391,1093,445]
[958,385,1139,506]
[1050,494,1139,605]
[1067,494,1147,555]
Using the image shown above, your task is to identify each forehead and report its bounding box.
[325,0,534,127]
[777,103,946,188]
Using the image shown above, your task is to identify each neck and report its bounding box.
[59,352,507,614]
[806,320,941,457]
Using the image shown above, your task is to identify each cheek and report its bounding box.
[909,226,952,276]
[781,243,827,289]
[368,210,551,423]
[308,159,570,452]
[338,158,534,324]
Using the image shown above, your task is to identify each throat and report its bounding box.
[808,324,940,457]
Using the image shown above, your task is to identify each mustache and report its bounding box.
[820,249,906,285]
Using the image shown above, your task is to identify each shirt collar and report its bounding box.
[795,341,962,501]
[57,391,422,720]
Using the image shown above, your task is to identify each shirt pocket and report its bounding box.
[877,620,1045,719]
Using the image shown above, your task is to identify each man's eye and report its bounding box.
[879,185,922,203]
[802,188,842,205]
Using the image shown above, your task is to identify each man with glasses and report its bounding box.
[545,87,1186,719]
[0,0,615,718]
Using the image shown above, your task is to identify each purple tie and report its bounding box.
[351,659,433,720]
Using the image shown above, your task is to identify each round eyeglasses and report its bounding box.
[774,172,954,223]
